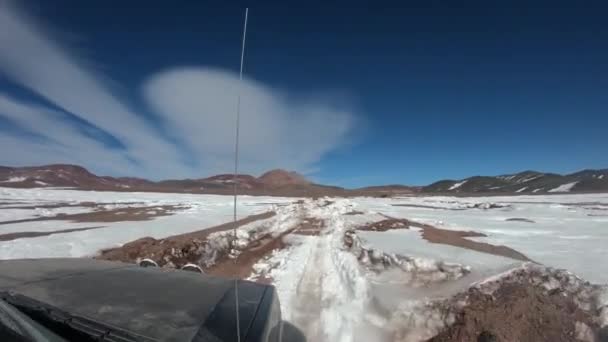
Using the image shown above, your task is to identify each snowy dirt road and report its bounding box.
[247,197,608,341]
[2,188,608,341]
[247,199,518,341]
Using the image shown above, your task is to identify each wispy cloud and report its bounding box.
[143,68,355,176]
[0,1,356,179]
[0,94,139,175]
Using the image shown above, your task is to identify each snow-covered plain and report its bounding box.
[2,187,608,341]
[354,194,608,283]
[0,187,293,258]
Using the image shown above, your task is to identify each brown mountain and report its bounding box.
[258,169,310,187]
[0,164,344,196]
[2,164,607,196]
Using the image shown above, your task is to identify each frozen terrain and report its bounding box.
[0,187,292,258]
[1,187,608,341]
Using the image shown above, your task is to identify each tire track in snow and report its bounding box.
[291,236,325,340]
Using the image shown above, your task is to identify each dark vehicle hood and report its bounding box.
[0,258,275,341]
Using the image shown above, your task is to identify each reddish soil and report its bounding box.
[414,222,531,262]
[97,211,276,265]
[176,217,320,279]
[357,218,531,262]
[0,201,141,210]
[206,227,294,279]
[506,218,536,223]
[258,169,310,187]
[0,204,184,225]
[0,226,105,241]
[392,203,458,210]
[429,282,601,342]
[357,218,410,232]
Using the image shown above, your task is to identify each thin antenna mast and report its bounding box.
[232,7,248,342]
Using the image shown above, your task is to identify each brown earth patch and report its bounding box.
[0,204,185,225]
[358,217,531,262]
[392,203,455,210]
[208,217,324,279]
[0,226,105,241]
[321,200,334,207]
[97,211,276,265]
[506,218,536,223]
[412,222,531,262]
[358,218,410,232]
[428,282,600,342]
[0,201,100,210]
[206,228,292,279]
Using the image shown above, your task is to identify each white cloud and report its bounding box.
[0,94,140,176]
[0,1,184,177]
[0,1,356,179]
[143,68,354,175]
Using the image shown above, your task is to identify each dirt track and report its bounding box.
[0,204,185,225]
[358,218,532,262]
[97,211,276,265]
[0,226,105,241]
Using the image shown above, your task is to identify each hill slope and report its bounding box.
[0,165,349,196]
[422,169,608,194]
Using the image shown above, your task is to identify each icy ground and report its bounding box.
[1,187,608,341]
[0,187,292,258]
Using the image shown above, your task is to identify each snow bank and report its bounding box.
[344,229,470,286]
[0,176,27,183]
[548,181,579,192]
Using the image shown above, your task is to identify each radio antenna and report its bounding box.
[232,7,248,342]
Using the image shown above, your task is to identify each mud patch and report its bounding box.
[0,204,185,225]
[97,211,275,266]
[358,217,530,262]
[392,203,456,210]
[506,217,536,223]
[428,266,606,342]
[0,226,105,241]
[206,228,294,279]
[414,221,531,262]
[358,218,410,232]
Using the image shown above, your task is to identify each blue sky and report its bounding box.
[0,1,607,187]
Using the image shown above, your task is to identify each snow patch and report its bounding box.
[518,175,542,183]
[548,181,579,193]
[1,176,27,183]
[515,186,527,193]
[448,180,467,191]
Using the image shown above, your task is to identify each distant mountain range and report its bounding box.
[0,164,363,197]
[422,169,608,194]
[0,164,606,196]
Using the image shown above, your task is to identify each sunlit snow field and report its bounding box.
[354,194,608,283]
[0,187,293,259]
[1,187,607,284]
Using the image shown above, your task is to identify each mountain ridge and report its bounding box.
[422,169,608,194]
[1,164,607,196]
